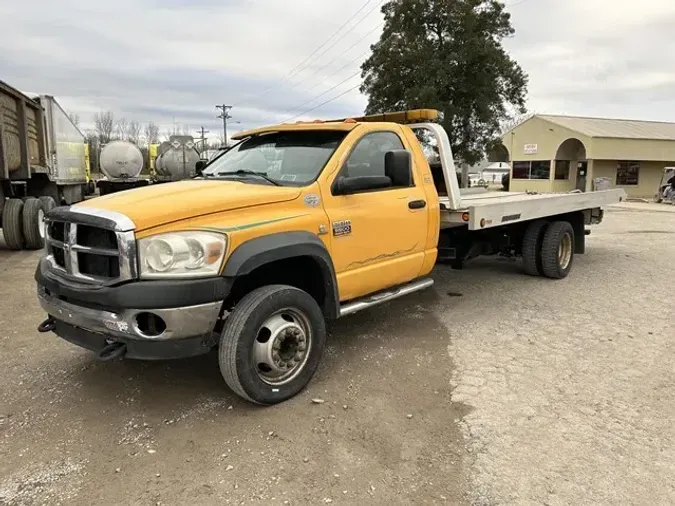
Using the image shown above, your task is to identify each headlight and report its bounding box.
[138,231,227,279]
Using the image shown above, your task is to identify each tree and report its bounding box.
[360,0,528,165]
[499,110,535,136]
[93,110,115,144]
[144,121,160,145]
[115,118,129,141]
[128,120,142,145]
[68,113,80,128]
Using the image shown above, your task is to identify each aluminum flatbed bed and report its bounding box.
[440,188,626,230]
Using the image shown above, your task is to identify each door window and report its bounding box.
[343,131,405,180]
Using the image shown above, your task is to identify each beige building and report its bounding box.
[492,114,675,198]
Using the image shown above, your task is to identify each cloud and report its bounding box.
[505,0,675,120]
[0,0,381,140]
[1,0,673,143]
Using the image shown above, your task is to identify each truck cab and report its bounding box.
[35,109,624,405]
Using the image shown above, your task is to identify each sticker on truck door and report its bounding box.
[332,220,352,237]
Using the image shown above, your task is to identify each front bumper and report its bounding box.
[35,259,231,360]
[38,285,222,341]
[37,286,223,360]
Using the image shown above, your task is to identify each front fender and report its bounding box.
[222,231,339,318]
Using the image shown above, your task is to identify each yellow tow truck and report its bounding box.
[35,109,625,404]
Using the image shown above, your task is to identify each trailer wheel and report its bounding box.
[23,198,46,250]
[39,196,56,214]
[540,221,575,279]
[219,285,326,405]
[522,220,548,276]
[2,199,25,250]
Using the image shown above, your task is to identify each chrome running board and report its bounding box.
[338,278,434,317]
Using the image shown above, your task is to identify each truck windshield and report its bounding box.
[201,130,347,185]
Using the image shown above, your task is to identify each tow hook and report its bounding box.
[98,342,127,362]
[38,317,56,333]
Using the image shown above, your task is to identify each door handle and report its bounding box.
[408,199,426,209]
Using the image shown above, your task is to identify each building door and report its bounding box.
[576,161,588,191]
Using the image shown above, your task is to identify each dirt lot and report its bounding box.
[1,202,674,506]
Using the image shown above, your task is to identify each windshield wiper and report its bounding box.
[214,169,281,186]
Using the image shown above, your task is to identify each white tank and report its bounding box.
[99,140,144,179]
[154,136,200,181]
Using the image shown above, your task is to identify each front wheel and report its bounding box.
[219,285,326,405]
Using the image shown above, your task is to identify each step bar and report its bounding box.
[339,278,434,317]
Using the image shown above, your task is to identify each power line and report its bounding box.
[286,22,383,94]
[298,46,371,97]
[285,82,363,123]
[286,0,384,84]
[284,24,395,113]
[286,0,379,80]
[282,70,362,117]
[234,0,379,107]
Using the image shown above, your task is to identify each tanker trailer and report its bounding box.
[0,79,88,251]
[96,140,150,196]
[153,135,200,182]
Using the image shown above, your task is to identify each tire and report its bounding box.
[39,196,56,214]
[22,198,46,250]
[540,221,575,279]
[219,285,326,405]
[2,199,25,250]
[522,220,548,276]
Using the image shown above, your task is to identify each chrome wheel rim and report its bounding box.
[38,209,45,240]
[558,232,572,270]
[253,308,312,386]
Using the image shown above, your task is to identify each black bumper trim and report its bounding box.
[35,258,232,310]
[52,320,216,360]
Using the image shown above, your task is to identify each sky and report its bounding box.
[1,0,674,144]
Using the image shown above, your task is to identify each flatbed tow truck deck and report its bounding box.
[440,189,622,230]
[34,108,626,405]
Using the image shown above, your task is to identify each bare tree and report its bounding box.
[115,118,129,141]
[163,128,175,141]
[68,113,80,127]
[128,120,142,145]
[499,110,535,136]
[144,121,160,145]
[181,124,192,136]
[93,110,115,144]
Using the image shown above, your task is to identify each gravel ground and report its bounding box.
[0,202,673,505]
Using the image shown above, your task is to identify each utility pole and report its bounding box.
[196,126,209,156]
[216,105,233,147]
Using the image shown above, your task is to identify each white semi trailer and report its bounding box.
[0,79,88,250]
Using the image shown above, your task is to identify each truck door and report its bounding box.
[322,127,429,301]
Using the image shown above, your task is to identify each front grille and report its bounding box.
[45,214,137,286]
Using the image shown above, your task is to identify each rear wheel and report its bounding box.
[219,285,326,405]
[23,197,46,250]
[522,220,548,276]
[540,221,575,279]
[39,196,56,213]
[2,198,25,250]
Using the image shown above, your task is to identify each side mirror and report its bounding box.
[195,159,206,176]
[384,150,412,187]
[333,175,392,195]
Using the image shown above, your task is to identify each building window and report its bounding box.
[554,160,570,180]
[512,160,551,180]
[616,162,639,185]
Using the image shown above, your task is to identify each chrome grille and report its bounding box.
[44,207,137,286]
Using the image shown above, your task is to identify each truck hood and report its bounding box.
[74,180,302,230]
